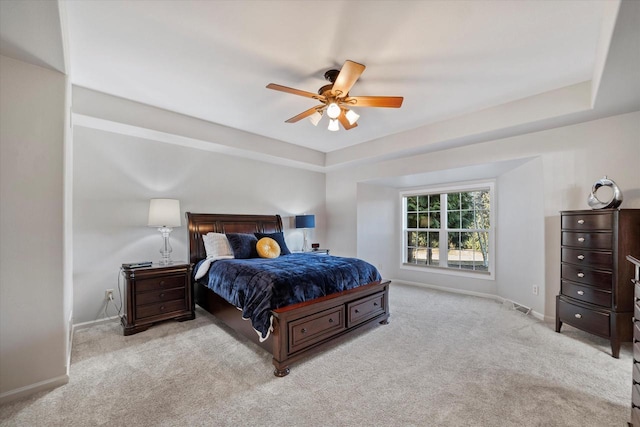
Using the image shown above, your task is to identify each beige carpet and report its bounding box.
[0,283,632,426]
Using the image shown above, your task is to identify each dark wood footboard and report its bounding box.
[187,212,390,376]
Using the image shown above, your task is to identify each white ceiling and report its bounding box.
[60,0,609,153]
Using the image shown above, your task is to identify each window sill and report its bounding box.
[400,263,494,281]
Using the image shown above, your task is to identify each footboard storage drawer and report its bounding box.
[557,298,609,338]
[289,306,345,354]
[347,292,386,327]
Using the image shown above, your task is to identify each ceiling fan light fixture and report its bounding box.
[326,102,341,119]
[328,119,339,132]
[345,109,360,125]
[309,110,323,126]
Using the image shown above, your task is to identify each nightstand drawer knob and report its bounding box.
[160,305,165,311]
[577,272,585,278]
[577,255,585,260]
[160,280,165,286]
[328,318,334,323]
[374,302,378,306]
[301,328,307,334]
[574,313,582,319]
[577,290,584,295]
[159,293,165,298]
[577,219,585,225]
[577,237,585,243]
[355,309,360,314]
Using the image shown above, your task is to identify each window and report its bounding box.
[402,182,494,277]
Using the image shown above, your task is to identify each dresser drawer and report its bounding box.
[561,248,612,270]
[289,306,345,354]
[561,212,613,231]
[561,281,611,308]
[562,231,612,250]
[561,264,612,289]
[634,385,640,414]
[136,275,186,293]
[136,299,188,320]
[635,320,640,342]
[136,287,185,306]
[634,359,640,385]
[557,298,609,337]
[347,291,386,327]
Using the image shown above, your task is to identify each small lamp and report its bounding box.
[148,198,181,265]
[295,214,315,252]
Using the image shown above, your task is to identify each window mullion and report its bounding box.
[440,193,448,268]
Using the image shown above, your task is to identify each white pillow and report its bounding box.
[195,233,234,280]
[203,232,233,259]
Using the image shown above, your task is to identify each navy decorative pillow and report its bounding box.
[226,233,258,259]
[254,231,291,255]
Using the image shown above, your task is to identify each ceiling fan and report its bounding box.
[266,60,403,131]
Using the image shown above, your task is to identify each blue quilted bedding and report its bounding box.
[195,253,381,341]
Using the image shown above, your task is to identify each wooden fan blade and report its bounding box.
[332,60,365,98]
[266,83,323,100]
[344,96,403,108]
[285,106,321,123]
[338,111,358,130]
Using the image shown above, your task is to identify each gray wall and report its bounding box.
[0,55,69,398]
[72,126,326,324]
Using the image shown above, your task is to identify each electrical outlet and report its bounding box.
[532,285,539,296]
[105,289,114,301]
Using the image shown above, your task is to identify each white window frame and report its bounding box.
[400,180,496,280]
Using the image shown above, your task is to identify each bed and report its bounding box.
[186,212,390,376]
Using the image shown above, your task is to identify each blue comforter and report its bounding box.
[196,253,381,340]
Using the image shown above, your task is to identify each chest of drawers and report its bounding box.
[121,263,194,335]
[555,209,640,358]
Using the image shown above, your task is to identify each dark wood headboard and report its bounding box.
[186,213,283,264]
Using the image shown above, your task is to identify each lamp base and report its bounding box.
[158,227,174,265]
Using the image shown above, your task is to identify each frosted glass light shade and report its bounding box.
[328,119,339,131]
[345,109,360,125]
[148,199,181,227]
[309,110,322,126]
[326,102,341,119]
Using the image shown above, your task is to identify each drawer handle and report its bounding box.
[577,237,585,243]
[301,328,307,334]
[328,318,334,323]
[355,309,360,314]
[160,305,165,311]
[577,219,585,225]
[577,290,584,296]
[373,302,378,306]
[577,254,584,260]
[577,273,585,278]
[160,280,165,286]
[574,313,582,319]
[159,293,165,298]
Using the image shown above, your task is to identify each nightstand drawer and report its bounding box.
[136,287,185,305]
[561,213,613,231]
[561,264,612,289]
[136,299,187,320]
[347,292,386,327]
[561,248,612,270]
[561,281,611,307]
[136,275,186,293]
[557,298,609,337]
[561,232,612,250]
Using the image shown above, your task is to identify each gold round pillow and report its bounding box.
[256,237,281,258]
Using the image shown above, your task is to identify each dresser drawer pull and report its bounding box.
[328,318,334,324]
[574,313,582,319]
[634,404,640,409]
[577,272,585,278]
[301,328,307,334]
[374,302,379,306]
[577,237,585,243]
[577,290,584,296]
[577,219,585,225]
[159,293,165,298]
[160,280,165,286]
[160,305,166,311]
[577,254,584,260]
[355,309,360,314]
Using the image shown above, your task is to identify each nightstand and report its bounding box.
[121,262,194,336]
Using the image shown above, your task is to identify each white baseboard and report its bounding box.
[0,374,69,405]
[73,316,120,331]
[390,279,546,321]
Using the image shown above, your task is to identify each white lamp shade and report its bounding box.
[328,119,339,131]
[345,109,360,125]
[309,110,323,126]
[148,199,181,227]
[326,102,341,119]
